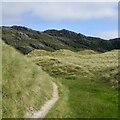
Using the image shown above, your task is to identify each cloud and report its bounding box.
[32,3,117,20]
[2,2,118,39]
[2,2,117,23]
[95,30,118,39]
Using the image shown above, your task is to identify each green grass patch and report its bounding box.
[47,76,118,118]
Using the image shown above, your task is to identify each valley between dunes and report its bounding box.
[28,49,119,118]
[2,40,119,118]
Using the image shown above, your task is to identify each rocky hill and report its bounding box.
[2,26,120,54]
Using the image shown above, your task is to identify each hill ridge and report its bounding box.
[2,25,120,54]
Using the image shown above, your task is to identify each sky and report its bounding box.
[1,2,119,39]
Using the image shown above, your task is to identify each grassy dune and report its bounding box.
[28,49,119,118]
[2,41,53,118]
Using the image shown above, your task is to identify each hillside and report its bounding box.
[2,41,53,118]
[28,49,119,118]
[2,26,120,54]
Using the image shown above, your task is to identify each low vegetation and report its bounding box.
[2,41,53,118]
[28,49,119,118]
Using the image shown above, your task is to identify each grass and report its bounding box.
[28,49,119,118]
[2,41,53,118]
[46,76,118,118]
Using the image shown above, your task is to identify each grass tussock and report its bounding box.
[2,41,53,118]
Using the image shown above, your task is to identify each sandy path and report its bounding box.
[25,82,58,118]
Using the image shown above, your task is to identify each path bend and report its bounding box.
[25,81,59,118]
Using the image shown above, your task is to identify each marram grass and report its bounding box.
[2,41,53,118]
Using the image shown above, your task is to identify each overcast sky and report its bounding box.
[2,2,119,39]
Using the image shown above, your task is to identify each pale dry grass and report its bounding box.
[28,49,118,78]
[2,41,53,118]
